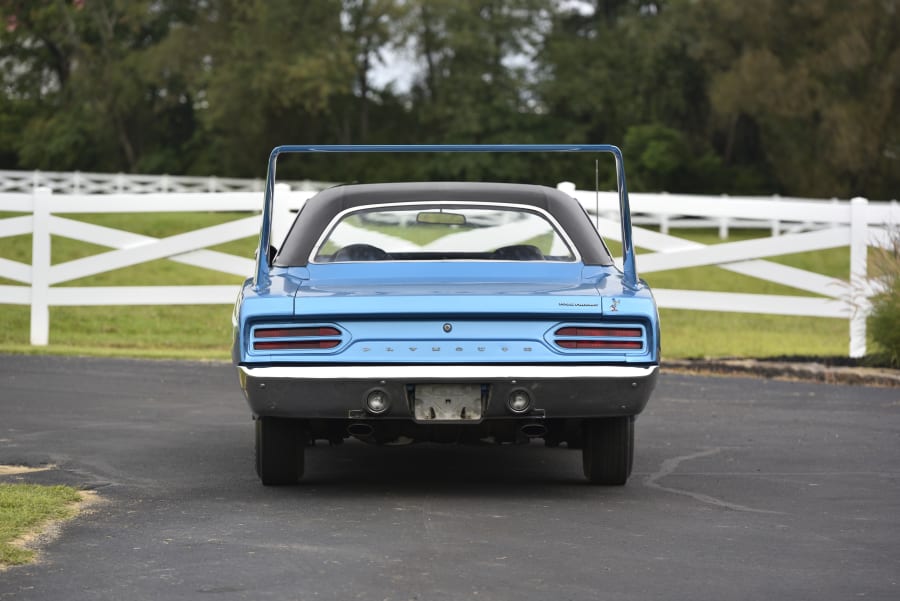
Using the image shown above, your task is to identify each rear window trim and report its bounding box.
[308,201,582,264]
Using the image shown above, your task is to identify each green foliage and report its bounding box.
[869,279,900,367]
[0,1,897,196]
[624,123,716,192]
[698,0,900,198]
[868,231,900,366]
[0,483,82,566]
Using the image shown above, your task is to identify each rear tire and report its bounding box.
[582,417,634,485]
[255,417,306,485]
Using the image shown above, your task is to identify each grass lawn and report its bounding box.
[0,212,869,359]
[0,483,83,567]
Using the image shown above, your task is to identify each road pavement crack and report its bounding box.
[644,447,784,514]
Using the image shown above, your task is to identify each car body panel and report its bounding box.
[238,363,658,419]
[234,262,658,366]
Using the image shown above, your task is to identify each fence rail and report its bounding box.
[1,181,898,357]
[0,168,332,195]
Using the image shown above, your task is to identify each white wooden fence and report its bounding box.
[1,183,898,357]
[0,168,332,194]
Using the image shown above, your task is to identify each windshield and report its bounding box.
[312,204,576,263]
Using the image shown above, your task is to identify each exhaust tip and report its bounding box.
[520,423,547,438]
[365,389,390,414]
[347,422,374,437]
[507,389,532,414]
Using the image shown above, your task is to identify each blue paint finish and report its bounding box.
[235,258,659,366]
[294,295,602,317]
[233,272,303,362]
[290,262,636,318]
[305,260,587,284]
[241,317,655,365]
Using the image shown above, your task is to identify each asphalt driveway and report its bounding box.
[0,355,898,600]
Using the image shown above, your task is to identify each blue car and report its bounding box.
[233,145,659,485]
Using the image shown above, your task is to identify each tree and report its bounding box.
[341,0,408,143]
[534,0,725,190]
[188,0,356,177]
[0,0,895,197]
[698,0,900,197]
[1,0,207,172]
[394,0,554,181]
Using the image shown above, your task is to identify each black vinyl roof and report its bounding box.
[274,182,615,267]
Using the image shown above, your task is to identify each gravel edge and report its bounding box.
[663,359,900,387]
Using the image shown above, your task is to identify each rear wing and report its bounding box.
[255,144,637,290]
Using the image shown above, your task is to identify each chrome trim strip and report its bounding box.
[239,364,658,380]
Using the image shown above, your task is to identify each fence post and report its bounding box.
[30,187,52,346]
[849,197,868,358]
[659,191,669,235]
[556,181,576,195]
[770,194,781,237]
[718,194,729,239]
[271,183,294,248]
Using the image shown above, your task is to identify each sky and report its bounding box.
[366,0,597,93]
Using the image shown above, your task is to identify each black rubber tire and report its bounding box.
[582,417,634,485]
[255,417,306,485]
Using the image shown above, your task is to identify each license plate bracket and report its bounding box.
[412,384,484,422]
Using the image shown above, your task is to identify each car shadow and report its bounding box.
[262,439,620,499]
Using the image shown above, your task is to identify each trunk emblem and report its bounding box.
[443,323,452,333]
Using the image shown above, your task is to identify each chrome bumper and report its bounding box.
[238,363,658,419]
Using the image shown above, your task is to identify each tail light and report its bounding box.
[553,325,644,351]
[252,326,342,351]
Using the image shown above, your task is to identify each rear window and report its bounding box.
[311,204,576,263]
